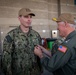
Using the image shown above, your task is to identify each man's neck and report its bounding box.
[20,25,30,33]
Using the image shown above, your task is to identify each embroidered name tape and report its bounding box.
[58,45,67,53]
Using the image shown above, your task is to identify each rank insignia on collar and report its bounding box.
[58,45,67,53]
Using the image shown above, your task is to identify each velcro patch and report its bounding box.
[6,35,12,43]
[58,45,67,53]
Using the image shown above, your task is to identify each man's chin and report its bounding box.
[25,26,31,28]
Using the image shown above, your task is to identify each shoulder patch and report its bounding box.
[6,35,13,43]
[58,45,67,53]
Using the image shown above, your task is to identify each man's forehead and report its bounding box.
[20,15,32,18]
[24,15,32,17]
[57,21,65,24]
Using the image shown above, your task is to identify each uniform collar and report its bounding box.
[65,30,76,41]
[18,26,33,36]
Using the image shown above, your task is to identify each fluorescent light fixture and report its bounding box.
[42,30,46,33]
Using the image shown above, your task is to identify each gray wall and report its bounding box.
[0,0,76,39]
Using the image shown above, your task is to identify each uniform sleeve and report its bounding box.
[33,32,42,46]
[36,33,43,71]
[41,45,72,72]
[2,34,13,75]
[37,34,42,45]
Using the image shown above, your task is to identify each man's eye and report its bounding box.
[24,16,28,18]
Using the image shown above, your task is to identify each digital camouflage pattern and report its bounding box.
[2,26,42,75]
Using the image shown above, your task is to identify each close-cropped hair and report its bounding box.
[69,23,76,29]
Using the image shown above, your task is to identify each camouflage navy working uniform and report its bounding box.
[2,26,42,75]
[41,31,76,75]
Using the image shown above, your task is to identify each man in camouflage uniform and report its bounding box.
[2,8,42,75]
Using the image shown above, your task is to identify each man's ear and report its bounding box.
[65,21,69,27]
[65,21,68,25]
[18,16,21,21]
[18,16,20,20]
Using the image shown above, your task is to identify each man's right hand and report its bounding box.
[37,45,51,57]
[34,46,43,58]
